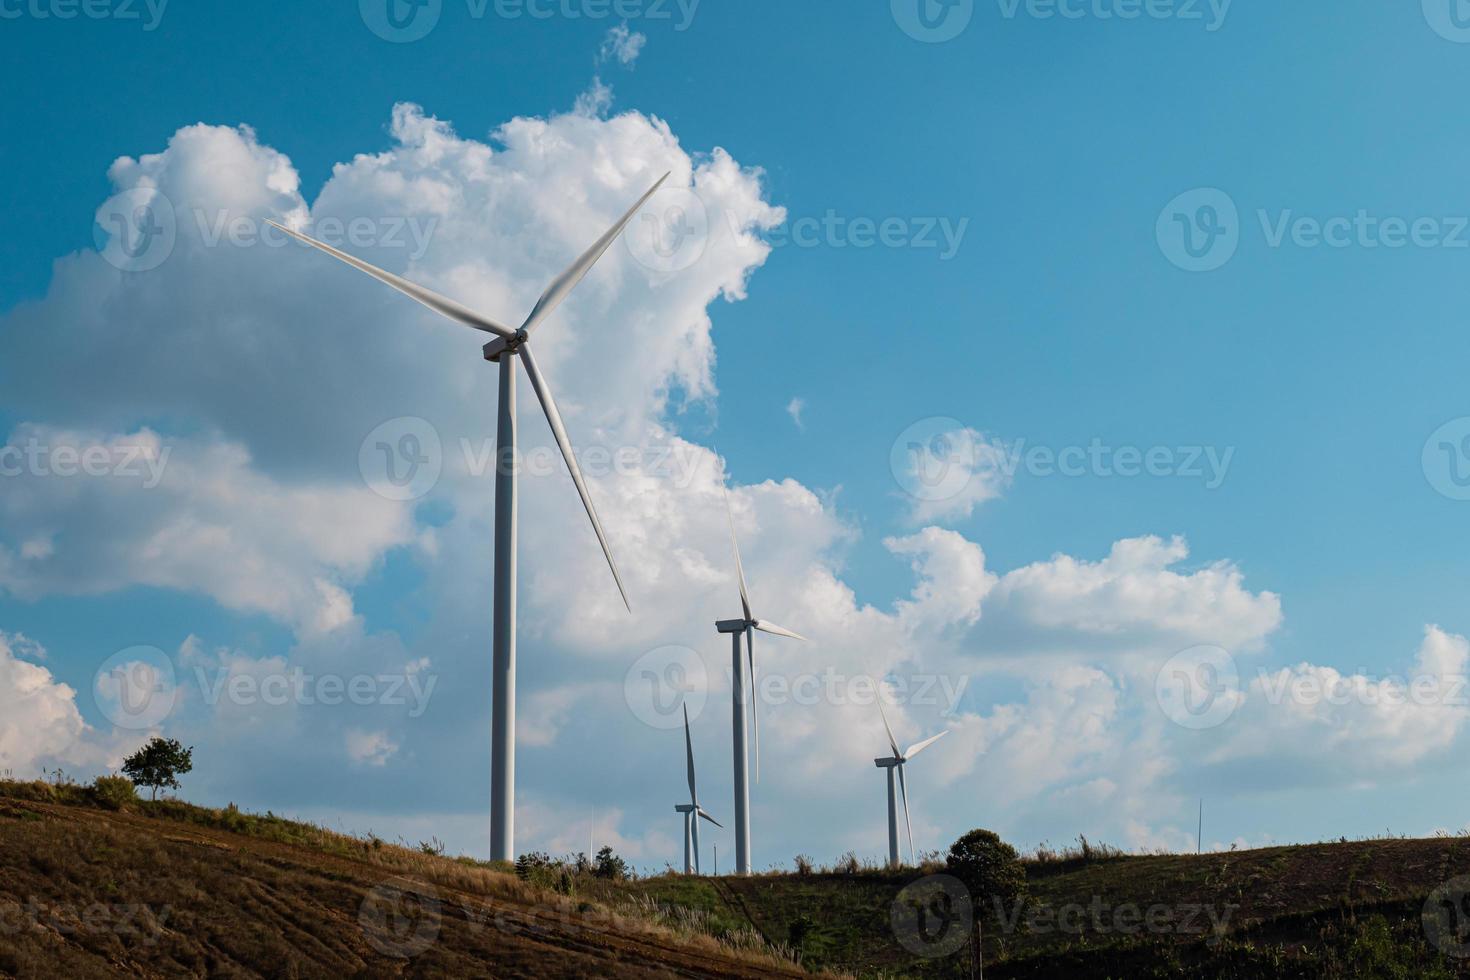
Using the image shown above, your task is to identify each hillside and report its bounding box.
[0,782,806,979]
[4,781,1470,978]
[622,840,1470,978]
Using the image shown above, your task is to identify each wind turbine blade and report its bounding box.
[519,344,631,612]
[263,220,514,338]
[697,808,723,829]
[684,703,698,804]
[877,699,901,760]
[692,815,702,875]
[746,626,760,783]
[753,621,807,642]
[897,763,915,866]
[723,489,753,622]
[904,730,949,761]
[520,172,671,335]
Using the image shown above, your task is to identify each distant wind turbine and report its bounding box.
[875,699,949,868]
[266,172,670,862]
[675,703,722,874]
[715,490,806,875]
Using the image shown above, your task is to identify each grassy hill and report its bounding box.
[4,779,1470,978]
[0,780,806,979]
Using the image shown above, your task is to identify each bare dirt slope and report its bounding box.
[0,794,804,979]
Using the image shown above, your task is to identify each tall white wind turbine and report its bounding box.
[875,700,948,869]
[266,173,669,862]
[675,703,722,875]
[715,491,805,875]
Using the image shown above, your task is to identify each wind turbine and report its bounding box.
[266,173,670,862]
[875,700,948,869]
[715,491,805,875]
[675,703,721,874]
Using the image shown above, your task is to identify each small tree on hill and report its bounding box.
[594,845,629,880]
[946,828,1026,917]
[121,737,193,801]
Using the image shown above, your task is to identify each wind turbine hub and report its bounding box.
[482,329,529,363]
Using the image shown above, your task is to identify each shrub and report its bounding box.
[91,775,138,811]
[946,829,1026,915]
[836,851,860,875]
[594,845,629,881]
[516,852,556,885]
[788,913,815,948]
[794,854,814,876]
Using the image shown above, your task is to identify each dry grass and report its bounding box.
[0,780,820,978]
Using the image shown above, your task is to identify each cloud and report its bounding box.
[897,426,1015,524]
[1214,625,1470,777]
[786,397,805,430]
[598,24,647,67]
[982,535,1284,657]
[346,729,400,767]
[0,632,143,777]
[0,425,417,634]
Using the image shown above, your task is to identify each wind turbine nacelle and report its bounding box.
[875,757,901,769]
[716,619,749,634]
[482,332,525,363]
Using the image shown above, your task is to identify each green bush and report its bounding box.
[946,828,1027,915]
[91,775,138,811]
[594,845,629,881]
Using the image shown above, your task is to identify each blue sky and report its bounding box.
[3,0,1470,867]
